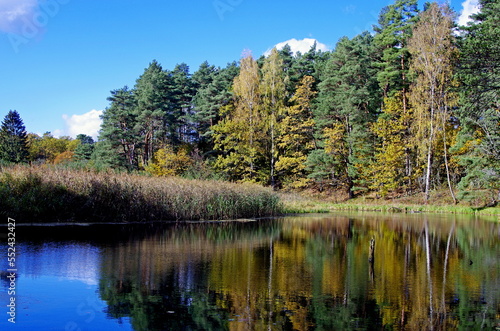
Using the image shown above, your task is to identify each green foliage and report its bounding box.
[99,86,138,169]
[134,60,171,164]
[192,61,239,152]
[0,110,29,163]
[73,134,95,162]
[373,0,419,98]
[312,32,381,197]
[455,0,500,200]
[4,0,497,203]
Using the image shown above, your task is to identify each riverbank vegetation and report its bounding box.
[0,165,282,223]
[1,0,498,212]
[280,191,500,217]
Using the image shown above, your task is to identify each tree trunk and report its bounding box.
[442,105,457,204]
[424,145,433,203]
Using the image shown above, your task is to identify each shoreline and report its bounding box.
[281,194,500,218]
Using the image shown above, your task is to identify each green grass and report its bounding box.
[280,192,500,218]
[0,165,282,223]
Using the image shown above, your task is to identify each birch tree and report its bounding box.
[408,2,458,202]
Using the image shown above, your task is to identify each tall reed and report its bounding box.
[0,165,282,223]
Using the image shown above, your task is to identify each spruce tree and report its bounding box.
[0,110,29,163]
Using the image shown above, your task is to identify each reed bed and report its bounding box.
[0,166,282,223]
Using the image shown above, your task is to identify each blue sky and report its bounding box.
[0,0,478,139]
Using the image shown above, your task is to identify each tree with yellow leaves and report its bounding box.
[276,76,316,189]
[212,52,266,182]
[408,2,458,203]
[370,94,416,196]
[260,48,287,188]
[145,145,193,176]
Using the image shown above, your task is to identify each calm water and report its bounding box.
[1,213,499,330]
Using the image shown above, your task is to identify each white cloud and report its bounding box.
[0,0,38,34]
[265,38,330,57]
[62,109,103,140]
[458,0,480,26]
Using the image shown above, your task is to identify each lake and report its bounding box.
[1,212,499,330]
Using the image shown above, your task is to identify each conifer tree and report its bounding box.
[455,0,500,202]
[99,86,138,169]
[311,33,380,197]
[373,0,419,102]
[73,134,95,162]
[0,110,29,163]
[170,63,196,144]
[193,62,239,153]
[134,60,170,165]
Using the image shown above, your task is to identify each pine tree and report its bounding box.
[311,33,380,197]
[134,60,170,165]
[99,86,138,169]
[170,63,196,144]
[373,0,419,101]
[193,62,239,153]
[0,110,29,163]
[455,0,500,202]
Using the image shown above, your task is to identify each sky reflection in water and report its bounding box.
[1,213,499,330]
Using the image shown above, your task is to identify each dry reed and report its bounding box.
[0,165,282,223]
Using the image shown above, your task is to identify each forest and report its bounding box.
[1,0,498,205]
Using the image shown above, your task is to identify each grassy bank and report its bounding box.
[0,166,282,223]
[281,192,500,217]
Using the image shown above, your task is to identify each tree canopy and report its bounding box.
[3,0,498,204]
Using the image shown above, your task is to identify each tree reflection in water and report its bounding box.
[97,214,500,330]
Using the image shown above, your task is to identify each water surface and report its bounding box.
[1,213,499,330]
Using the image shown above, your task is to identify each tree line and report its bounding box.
[1,0,498,203]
